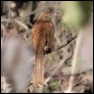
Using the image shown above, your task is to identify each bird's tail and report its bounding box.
[33,52,44,85]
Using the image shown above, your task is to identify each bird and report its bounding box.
[32,8,56,85]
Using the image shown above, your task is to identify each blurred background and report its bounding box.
[1,1,93,93]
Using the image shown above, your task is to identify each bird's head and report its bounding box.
[37,8,61,21]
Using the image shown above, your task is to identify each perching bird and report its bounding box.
[32,8,57,85]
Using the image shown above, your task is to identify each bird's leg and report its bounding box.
[44,45,49,51]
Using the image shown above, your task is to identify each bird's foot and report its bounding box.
[44,45,49,51]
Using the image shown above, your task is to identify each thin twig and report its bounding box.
[44,54,72,84]
[54,36,77,51]
[46,36,77,55]
[14,19,29,31]
[1,6,55,22]
[66,30,82,93]
[1,18,30,32]
[16,5,58,19]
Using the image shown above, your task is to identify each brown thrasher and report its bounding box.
[32,8,56,85]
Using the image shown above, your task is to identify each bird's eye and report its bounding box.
[44,14,51,20]
[45,15,49,18]
[46,14,51,19]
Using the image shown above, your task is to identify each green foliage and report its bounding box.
[47,54,53,62]
[48,79,59,91]
[61,1,92,30]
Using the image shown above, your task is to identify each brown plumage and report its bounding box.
[32,8,56,85]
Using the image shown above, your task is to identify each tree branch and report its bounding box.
[45,36,77,55]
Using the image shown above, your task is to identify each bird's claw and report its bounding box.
[44,45,49,51]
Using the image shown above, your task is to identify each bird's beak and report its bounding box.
[53,11,62,17]
[53,12,57,16]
